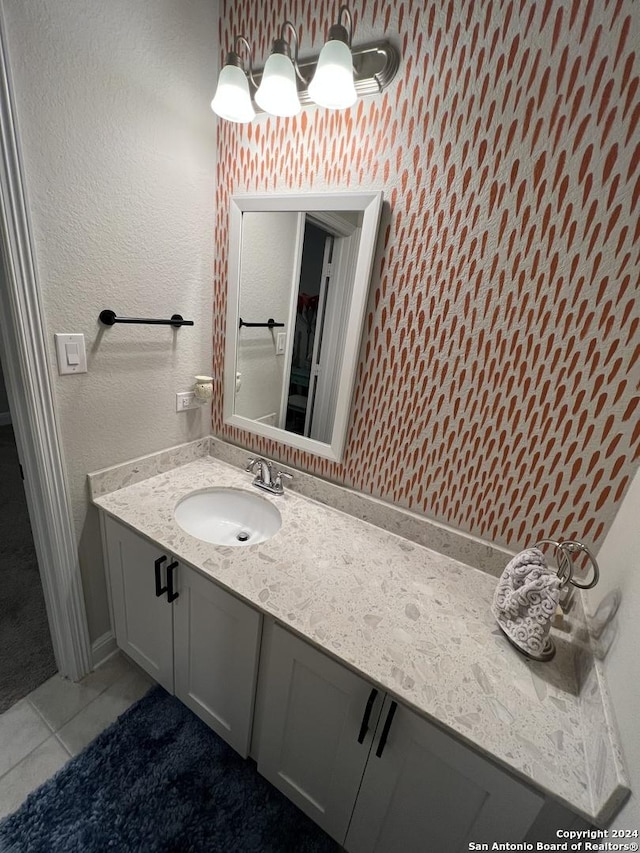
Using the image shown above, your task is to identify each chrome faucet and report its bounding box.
[246,457,292,495]
[246,457,272,487]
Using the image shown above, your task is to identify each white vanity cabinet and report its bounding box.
[255,622,544,850]
[345,695,544,852]
[172,561,261,757]
[104,515,174,692]
[254,619,386,841]
[103,515,261,757]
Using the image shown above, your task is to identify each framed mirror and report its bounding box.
[223,191,383,461]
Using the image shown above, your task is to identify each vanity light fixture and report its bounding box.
[254,22,303,117]
[308,6,357,110]
[210,36,256,124]
[211,5,400,123]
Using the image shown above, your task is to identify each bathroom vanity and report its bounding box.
[90,441,629,849]
[103,517,261,756]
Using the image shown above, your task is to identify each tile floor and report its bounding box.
[0,652,152,819]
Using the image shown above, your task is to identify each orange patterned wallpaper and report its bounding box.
[214,1,640,552]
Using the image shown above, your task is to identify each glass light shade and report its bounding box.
[211,63,255,123]
[308,39,357,109]
[255,53,301,117]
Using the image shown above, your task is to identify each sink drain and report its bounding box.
[236,531,250,542]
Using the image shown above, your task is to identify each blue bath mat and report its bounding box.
[0,686,337,853]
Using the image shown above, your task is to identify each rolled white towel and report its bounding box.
[492,547,560,659]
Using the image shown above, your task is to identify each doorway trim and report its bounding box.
[0,9,91,681]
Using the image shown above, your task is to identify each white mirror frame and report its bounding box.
[223,191,383,462]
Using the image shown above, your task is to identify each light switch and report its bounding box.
[66,343,80,365]
[276,332,286,355]
[54,333,87,375]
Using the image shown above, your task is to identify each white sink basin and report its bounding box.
[174,487,281,547]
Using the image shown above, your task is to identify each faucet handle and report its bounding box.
[273,470,293,492]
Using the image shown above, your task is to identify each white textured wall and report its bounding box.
[1,0,217,641]
[588,469,640,828]
[235,212,298,423]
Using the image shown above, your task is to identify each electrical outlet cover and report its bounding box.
[176,391,199,412]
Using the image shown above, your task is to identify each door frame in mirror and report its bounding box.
[223,191,383,462]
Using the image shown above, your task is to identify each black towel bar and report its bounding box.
[99,310,194,328]
[238,318,284,329]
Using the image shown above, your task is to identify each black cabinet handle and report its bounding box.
[166,561,179,602]
[357,688,379,744]
[375,701,397,758]
[154,556,167,597]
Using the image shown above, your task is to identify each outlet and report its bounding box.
[176,391,199,412]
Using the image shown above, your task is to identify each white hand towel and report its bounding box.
[492,547,560,659]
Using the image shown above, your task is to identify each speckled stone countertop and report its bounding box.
[91,453,629,825]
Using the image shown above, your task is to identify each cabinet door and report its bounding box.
[256,623,384,843]
[345,696,544,853]
[173,565,262,757]
[103,516,174,692]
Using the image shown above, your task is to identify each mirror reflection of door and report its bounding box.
[285,222,333,438]
[234,206,363,445]
[278,211,357,443]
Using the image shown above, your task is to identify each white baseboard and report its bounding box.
[0,411,11,425]
[91,631,117,669]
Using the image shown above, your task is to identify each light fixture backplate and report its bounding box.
[250,40,400,112]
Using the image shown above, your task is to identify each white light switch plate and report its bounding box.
[276,332,286,355]
[54,333,87,375]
